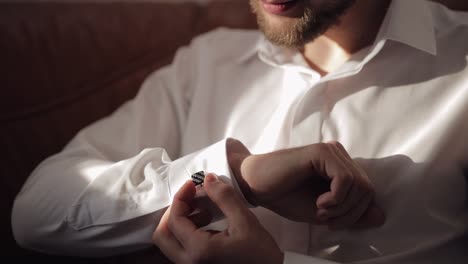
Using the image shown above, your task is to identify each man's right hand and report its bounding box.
[227,138,385,230]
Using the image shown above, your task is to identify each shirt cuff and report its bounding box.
[67,139,252,230]
[168,138,254,208]
[284,251,340,264]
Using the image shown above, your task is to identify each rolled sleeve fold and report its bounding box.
[67,139,249,230]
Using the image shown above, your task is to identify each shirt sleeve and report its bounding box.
[11,32,244,257]
[284,252,341,264]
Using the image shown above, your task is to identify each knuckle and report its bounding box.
[316,142,332,154]
[330,140,344,149]
[308,143,329,159]
[336,171,353,186]
[358,177,373,192]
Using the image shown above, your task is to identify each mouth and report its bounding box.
[260,0,300,16]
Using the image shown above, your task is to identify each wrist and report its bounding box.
[226,138,257,206]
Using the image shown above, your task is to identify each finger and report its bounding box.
[352,201,386,229]
[330,141,370,184]
[190,187,219,227]
[169,180,199,247]
[172,180,197,216]
[153,207,186,263]
[188,209,213,228]
[327,191,373,229]
[316,144,353,208]
[323,142,375,216]
[329,142,385,228]
[317,181,364,220]
[203,173,254,226]
[328,141,353,161]
[329,142,363,178]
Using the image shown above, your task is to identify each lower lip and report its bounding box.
[261,0,298,15]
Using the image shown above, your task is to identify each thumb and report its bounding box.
[203,173,253,226]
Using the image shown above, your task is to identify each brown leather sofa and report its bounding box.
[1,0,466,261]
[0,0,255,260]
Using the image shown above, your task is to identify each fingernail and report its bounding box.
[205,173,218,183]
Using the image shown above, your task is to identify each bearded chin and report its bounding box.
[250,0,356,48]
[255,7,317,48]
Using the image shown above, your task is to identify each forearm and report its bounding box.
[12,139,235,256]
[226,139,313,207]
[12,144,172,256]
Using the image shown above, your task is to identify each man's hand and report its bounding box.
[227,138,385,229]
[153,173,283,264]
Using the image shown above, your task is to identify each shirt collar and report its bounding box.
[241,0,437,71]
[377,0,437,55]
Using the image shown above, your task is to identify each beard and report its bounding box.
[250,0,356,48]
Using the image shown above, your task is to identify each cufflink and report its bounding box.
[191,171,205,186]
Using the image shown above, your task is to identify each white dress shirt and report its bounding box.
[12,0,468,262]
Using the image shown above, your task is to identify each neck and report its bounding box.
[302,0,391,75]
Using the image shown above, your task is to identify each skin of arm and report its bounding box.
[226,138,385,229]
[153,138,386,263]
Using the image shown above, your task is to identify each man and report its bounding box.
[12,0,468,263]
